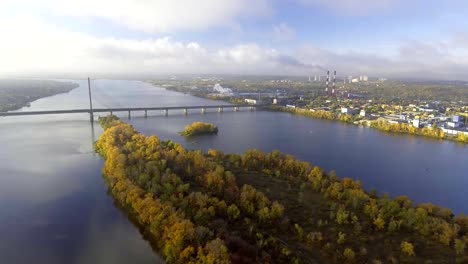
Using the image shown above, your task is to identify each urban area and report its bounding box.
[149,72,468,143]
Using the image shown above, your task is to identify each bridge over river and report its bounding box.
[0,78,257,121]
[0,104,256,121]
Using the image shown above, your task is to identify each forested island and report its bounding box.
[180,122,218,137]
[0,79,78,112]
[96,115,467,263]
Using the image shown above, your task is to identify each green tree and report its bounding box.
[400,241,415,256]
[337,232,346,244]
[227,204,240,220]
[343,248,356,263]
[454,239,465,256]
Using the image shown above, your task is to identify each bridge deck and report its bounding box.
[0,105,253,117]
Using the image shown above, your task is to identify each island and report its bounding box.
[95,115,467,263]
[0,79,78,112]
[180,121,218,137]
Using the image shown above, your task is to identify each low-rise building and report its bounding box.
[418,107,437,113]
[341,107,357,115]
[245,98,261,105]
[447,121,463,128]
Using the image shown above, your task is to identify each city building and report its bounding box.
[447,121,460,128]
[341,107,357,115]
[245,99,261,105]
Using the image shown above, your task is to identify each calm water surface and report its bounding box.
[0,80,467,263]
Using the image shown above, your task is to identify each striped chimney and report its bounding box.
[332,70,336,95]
[325,70,329,93]
[333,70,336,91]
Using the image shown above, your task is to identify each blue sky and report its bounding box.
[1,0,468,79]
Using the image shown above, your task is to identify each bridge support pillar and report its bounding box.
[218,107,223,113]
[163,109,168,116]
[183,108,188,115]
[128,110,131,119]
[110,110,113,115]
[250,106,254,111]
[234,106,239,112]
[144,110,148,118]
[201,108,206,114]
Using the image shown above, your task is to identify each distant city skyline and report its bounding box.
[1,0,468,79]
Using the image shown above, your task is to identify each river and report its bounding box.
[0,79,466,263]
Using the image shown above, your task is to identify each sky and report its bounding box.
[1,0,468,79]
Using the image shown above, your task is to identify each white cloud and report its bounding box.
[296,40,468,79]
[271,23,296,41]
[2,15,468,79]
[15,0,272,33]
[0,16,279,75]
[298,0,404,15]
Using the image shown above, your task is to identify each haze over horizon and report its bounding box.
[2,0,468,80]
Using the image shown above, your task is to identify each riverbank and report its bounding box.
[96,115,467,263]
[270,105,468,144]
[160,86,468,144]
[0,79,78,112]
[152,84,467,145]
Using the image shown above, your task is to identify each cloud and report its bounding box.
[2,15,468,79]
[25,0,273,33]
[271,23,296,41]
[296,39,468,79]
[298,0,404,15]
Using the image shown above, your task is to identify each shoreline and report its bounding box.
[95,115,467,263]
[152,84,467,145]
[0,80,79,112]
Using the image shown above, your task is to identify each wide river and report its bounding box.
[0,79,466,263]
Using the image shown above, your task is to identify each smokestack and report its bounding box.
[326,70,329,93]
[333,70,336,91]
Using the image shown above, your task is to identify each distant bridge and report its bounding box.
[0,78,259,122]
[0,104,256,121]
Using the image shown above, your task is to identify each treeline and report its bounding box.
[0,79,78,111]
[370,119,468,143]
[96,116,297,263]
[272,106,468,144]
[270,105,356,124]
[180,122,218,137]
[96,116,467,263]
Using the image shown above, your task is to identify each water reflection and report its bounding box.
[0,79,467,264]
[129,111,468,214]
